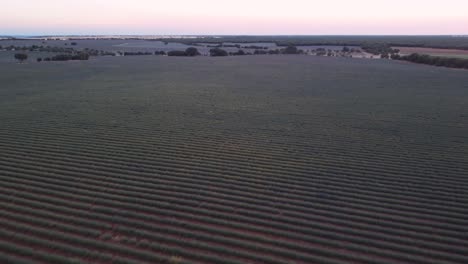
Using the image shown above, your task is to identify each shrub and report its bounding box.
[49,53,90,61]
[185,47,201,56]
[209,48,228,57]
[282,46,298,54]
[167,50,188,56]
[268,49,280,55]
[230,50,246,56]
[254,50,267,55]
[14,53,28,62]
[123,51,152,56]
[395,53,468,69]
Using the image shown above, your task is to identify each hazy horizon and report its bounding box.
[1,0,468,35]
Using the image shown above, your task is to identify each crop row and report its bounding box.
[1,171,463,262]
[0,189,350,264]
[1,153,466,245]
[1,130,466,194]
[1,170,466,262]
[0,120,466,176]
[1,124,466,177]
[0,136,466,215]
[1,148,466,228]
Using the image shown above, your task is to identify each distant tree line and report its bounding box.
[361,44,399,56]
[209,48,228,57]
[223,44,241,48]
[14,53,28,62]
[167,47,201,57]
[39,53,90,62]
[123,51,153,56]
[281,45,303,54]
[214,45,305,57]
[3,45,76,53]
[157,36,468,51]
[243,45,268,50]
[229,50,247,56]
[392,53,468,69]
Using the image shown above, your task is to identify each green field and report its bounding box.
[1,55,468,263]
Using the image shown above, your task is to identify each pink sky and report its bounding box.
[1,0,467,35]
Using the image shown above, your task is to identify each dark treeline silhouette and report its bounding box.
[254,50,268,55]
[123,51,153,56]
[209,48,228,57]
[224,46,304,56]
[282,45,303,54]
[167,47,201,57]
[4,45,76,53]
[167,50,187,56]
[229,50,246,56]
[185,47,201,56]
[41,53,90,62]
[159,36,468,50]
[243,45,268,50]
[361,44,399,56]
[222,44,241,48]
[14,53,28,62]
[392,53,468,69]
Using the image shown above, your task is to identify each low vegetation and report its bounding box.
[42,53,90,61]
[14,53,28,62]
[392,53,468,69]
[123,51,153,56]
[157,35,468,50]
[167,48,201,57]
[1,56,467,263]
[209,48,229,57]
[361,44,399,56]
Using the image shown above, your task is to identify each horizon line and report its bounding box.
[2,34,468,37]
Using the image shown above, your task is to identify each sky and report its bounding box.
[1,0,468,35]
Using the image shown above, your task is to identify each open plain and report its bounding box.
[1,55,468,263]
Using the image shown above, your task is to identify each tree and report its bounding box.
[209,48,228,57]
[185,47,201,56]
[231,49,245,56]
[342,46,350,52]
[167,50,187,56]
[282,45,299,54]
[14,53,28,63]
[390,54,401,60]
[393,53,468,69]
[37,58,42,62]
[268,49,280,55]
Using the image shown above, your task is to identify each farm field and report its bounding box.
[0,55,468,263]
[0,39,358,57]
[395,46,468,59]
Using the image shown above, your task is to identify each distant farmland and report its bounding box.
[395,46,468,59]
[0,55,467,263]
